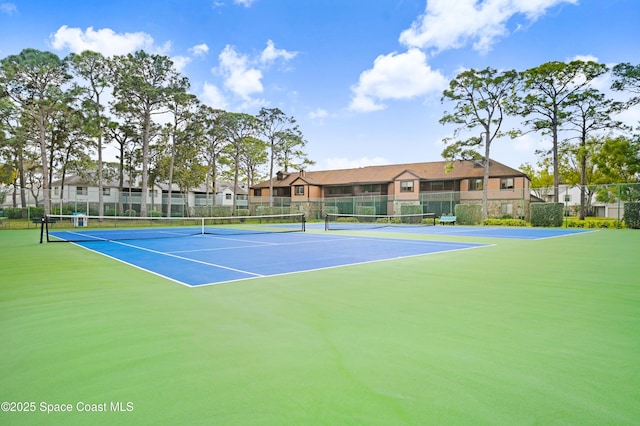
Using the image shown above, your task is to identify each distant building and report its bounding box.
[251,159,532,218]
[47,175,248,216]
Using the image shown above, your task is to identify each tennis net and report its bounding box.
[324,213,436,231]
[42,213,306,243]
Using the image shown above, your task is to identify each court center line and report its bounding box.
[109,240,265,277]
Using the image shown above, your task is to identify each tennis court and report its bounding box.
[57,232,489,287]
[1,224,638,425]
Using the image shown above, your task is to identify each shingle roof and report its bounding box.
[252,159,527,189]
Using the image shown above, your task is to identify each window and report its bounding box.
[400,181,414,192]
[54,187,59,196]
[420,180,456,192]
[76,186,87,196]
[359,184,382,194]
[469,179,483,191]
[294,185,304,196]
[325,186,353,196]
[501,178,514,190]
[501,203,513,215]
[103,188,111,196]
[254,189,262,197]
[225,193,232,200]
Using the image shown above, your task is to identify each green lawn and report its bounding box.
[1,227,639,425]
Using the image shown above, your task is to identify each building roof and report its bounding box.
[252,159,528,189]
[51,175,247,195]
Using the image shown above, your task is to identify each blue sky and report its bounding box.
[1,0,639,172]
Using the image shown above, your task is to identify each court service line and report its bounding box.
[109,240,265,277]
[193,243,494,288]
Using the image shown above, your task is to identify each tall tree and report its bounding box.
[0,48,72,215]
[219,112,259,214]
[110,51,185,216]
[611,62,640,109]
[68,50,111,216]
[199,106,228,212]
[239,136,268,188]
[440,67,519,219]
[163,88,197,216]
[517,60,608,202]
[275,129,314,173]
[563,87,619,218]
[0,97,28,207]
[257,107,298,206]
[106,121,138,214]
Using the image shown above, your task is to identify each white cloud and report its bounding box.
[189,43,209,57]
[260,40,297,65]
[201,82,229,110]
[308,108,329,120]
[349,48,448,112]
[399,0,578,54]
[234,0,255,7]
[171,55,191,73]
[0,2,17,14]
[323,157,390,170]
[217,45,263,100]
[49,26,159,56]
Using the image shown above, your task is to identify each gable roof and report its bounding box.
[252,159,528,189]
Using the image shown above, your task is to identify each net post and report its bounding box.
[324,214,329,231]
[302,214,306,232]
[39,216,45,244]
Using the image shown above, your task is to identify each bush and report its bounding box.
[623,202,640,229]
[454,204,483,225]
[324,206,339,215]
[483,218,528,227]
[530,203,564,227]
[124,209,137,217]
[256,206,290,216]
[3,207,23,219]
[356,205,376,216]
[566,218,620,229]
[236,209,250,217]
[337,216,359,223]
[400,204,422,215]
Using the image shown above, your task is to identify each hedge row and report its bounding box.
[623,202,640,229]
[530,203,564,227]
[483,218,528,227]
[454,204,483,225]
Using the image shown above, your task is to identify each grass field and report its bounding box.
[1,226,639,425]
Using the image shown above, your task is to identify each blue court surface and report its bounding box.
[314,223,595,240]
[70,232,489,287]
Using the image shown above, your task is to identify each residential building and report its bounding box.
[251,159,532,219]
[45,175,248,216]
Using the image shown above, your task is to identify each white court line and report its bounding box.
[193,243,494,288]
[108,240,265,277]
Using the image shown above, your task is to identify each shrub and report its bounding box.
[356,205,376,216]
[337,216,359,223]
[623,202,640,229]
[236,209,250,217]
[454,204,482,225]
[530,203,564,227]
[324,206,339,215]
[483,218,528,227]
[4,207,23,219]
[256,206,289,216]
[124,209,137,217]
[400,204,422,215]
